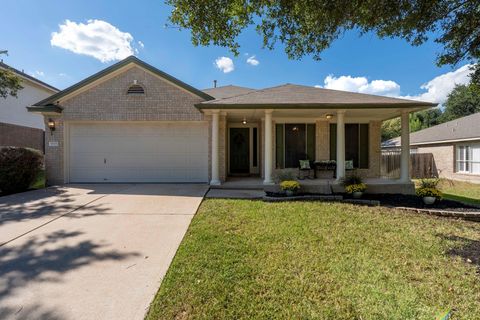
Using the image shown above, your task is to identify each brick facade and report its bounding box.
[0,122,44,152]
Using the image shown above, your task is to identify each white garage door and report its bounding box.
[68,122,208,183]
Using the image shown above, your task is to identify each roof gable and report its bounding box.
[31,56,213,108]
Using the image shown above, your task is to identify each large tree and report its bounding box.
[0,51,22,99]
[440,84,480,122]
[167,0,480,66]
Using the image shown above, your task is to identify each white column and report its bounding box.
[336,110,346,180]
[263,110,274,184]
[400,111,410,182]
[210,110,221,185]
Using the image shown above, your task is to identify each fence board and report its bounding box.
[381,151,437,179]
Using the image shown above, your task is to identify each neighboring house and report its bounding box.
[28,56,434,193]
[0,62,59,151]
[383,112,480,183]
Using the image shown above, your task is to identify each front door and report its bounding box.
[229,128,250,174]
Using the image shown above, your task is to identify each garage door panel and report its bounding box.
[69,123,208,183]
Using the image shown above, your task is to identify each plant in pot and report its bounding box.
[342,173,367,199]
[280,180,300,197]
[416,178,442,205]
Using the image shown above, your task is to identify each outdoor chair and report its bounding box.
[298,159,315,179]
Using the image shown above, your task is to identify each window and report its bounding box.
[456,144,480,174]
[275,123,315,168]
[330,123,369,169]
[127,84,145,95]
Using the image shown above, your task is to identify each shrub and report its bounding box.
[0,147,43,194]
[341,172,363,186]
[273,168,298,182]
[416,187,442,199]
[280,180,301,192]
[345,183,367,194]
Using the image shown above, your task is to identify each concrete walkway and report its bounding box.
[0,184,207,320]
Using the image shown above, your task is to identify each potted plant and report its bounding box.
[280,180,300,196]
[416,178,442,205]
[342,173,367,198]
[345,183,367,199]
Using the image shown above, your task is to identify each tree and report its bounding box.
[166,0,480,66]
[440,84,480,122]
[0,51,22,99]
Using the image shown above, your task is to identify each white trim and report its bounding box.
[411,137,480,146]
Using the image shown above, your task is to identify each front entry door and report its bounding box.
[229,128,250,174]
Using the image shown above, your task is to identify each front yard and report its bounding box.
[438,179,480,206]
[147,200,480,319]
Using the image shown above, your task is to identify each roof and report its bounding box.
[383,112,480,148]
[202,85,255,99]
[30,56,214,110]
[197,84,437,109]
[0,61,59,92]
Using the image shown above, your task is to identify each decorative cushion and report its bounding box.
[345,160,354,170]
[299,160,311,170]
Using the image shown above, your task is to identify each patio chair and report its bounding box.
[298,159,315,180]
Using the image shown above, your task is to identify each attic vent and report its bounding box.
[127,84,145,95]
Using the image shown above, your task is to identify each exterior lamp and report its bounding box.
[47,118,56,133]
[326,114,334,120]
[242,117,247,125]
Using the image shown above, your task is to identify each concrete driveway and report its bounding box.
[0,184,208,320]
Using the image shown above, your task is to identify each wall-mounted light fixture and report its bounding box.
[47,118,56,134]
[242,117,247,125]
[325,114,334,120]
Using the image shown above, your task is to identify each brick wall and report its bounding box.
[0,122,44,152]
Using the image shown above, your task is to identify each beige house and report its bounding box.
[383,112,480,183]
[28,56,435,193]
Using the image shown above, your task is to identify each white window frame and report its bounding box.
[456,144,480,175]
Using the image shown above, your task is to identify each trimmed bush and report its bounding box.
[0,146,43,194]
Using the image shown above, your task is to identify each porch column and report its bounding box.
[336,110,346,180]
[263,109,274,184]
[400,110,410,182]
[210,110,221,185]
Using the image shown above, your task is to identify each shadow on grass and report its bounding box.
[443,193,480,206]
[442,234,480,270]
[0,229,140,319]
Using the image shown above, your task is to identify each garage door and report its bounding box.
[68,122,208,183]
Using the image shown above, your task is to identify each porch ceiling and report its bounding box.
[214,107,424,122]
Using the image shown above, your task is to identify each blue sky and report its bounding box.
[1,0,473,104]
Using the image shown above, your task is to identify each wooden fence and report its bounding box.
[381,151,438,179]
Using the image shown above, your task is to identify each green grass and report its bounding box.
[146,200,480,320]
[30,169,45,189]
[438,179,480,206]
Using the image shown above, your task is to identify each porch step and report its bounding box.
[210,184,264,190]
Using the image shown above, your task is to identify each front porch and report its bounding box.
[211,176,415,195]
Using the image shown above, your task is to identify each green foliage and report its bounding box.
[0,147,43,194]
[416,187,442,199]
[0,51,23,98]
[280,180,300,191]
[341,173,363,186]
[166,1,480,66]
[345,183,367,194]
[419,178,440,189]
[440,84,480,122]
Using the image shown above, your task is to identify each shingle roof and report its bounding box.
[0,61,59,92]
[202,85,255,99]
[198,84,436,109]
[383,112,480,147]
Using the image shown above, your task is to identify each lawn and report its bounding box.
[438,179,480,206]
[146,200,480,320]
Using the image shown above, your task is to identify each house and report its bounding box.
[383,112,480,183]
[28,56,435,193]
[0,62,59,151]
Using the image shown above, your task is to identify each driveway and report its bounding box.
[0,184,208,320]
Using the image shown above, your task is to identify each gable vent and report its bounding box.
[127,84,145,95]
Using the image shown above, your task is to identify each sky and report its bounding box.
[0,0,473,105]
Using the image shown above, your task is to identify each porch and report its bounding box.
[210,176,415,195]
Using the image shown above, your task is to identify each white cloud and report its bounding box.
[215,56,234,73]
[138,40,145,48]
[402,64,472,103]
[29,70,45,78]
[246,55,260,66]
[316,64,472,105]
[322,75,401,96]
[50,19,135,63]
